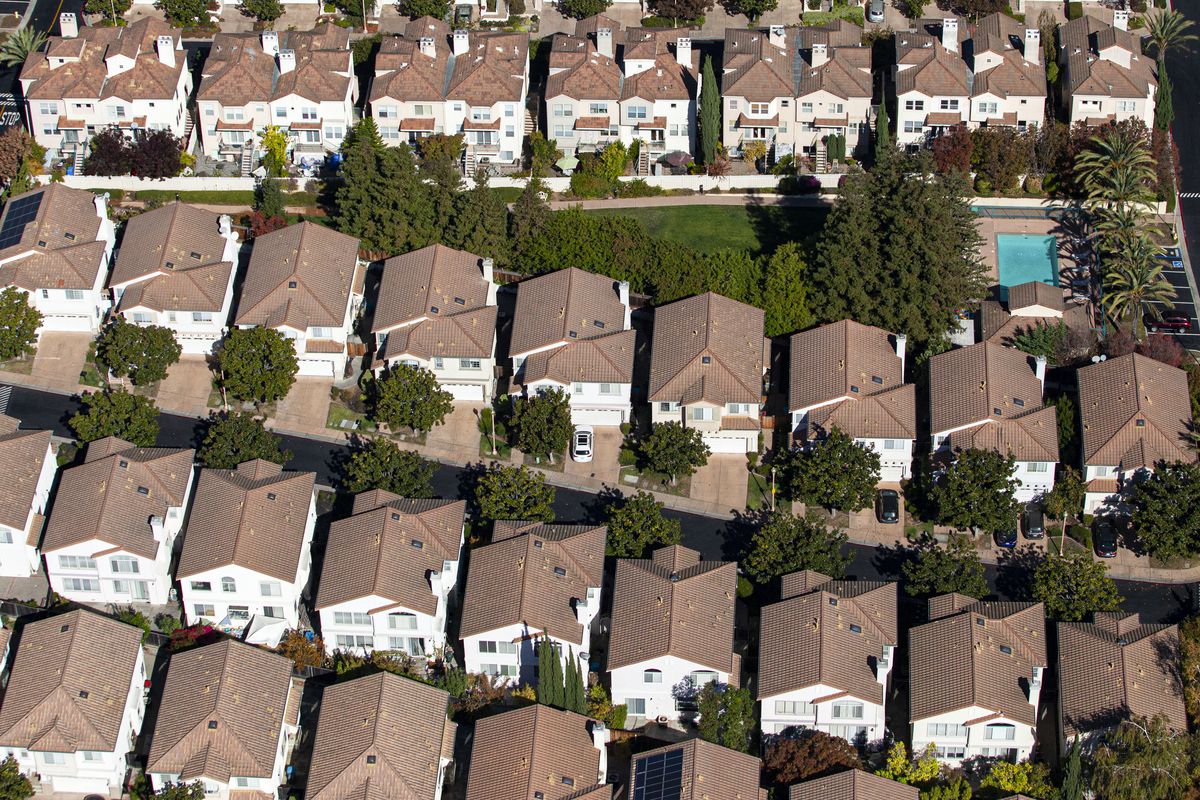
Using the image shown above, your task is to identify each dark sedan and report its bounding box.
[876,489,900,524]
[1094,517,1119,558]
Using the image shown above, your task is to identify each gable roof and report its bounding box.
[0,609,143,753]
[722,28,794,101]
[630,738,765,800]
[789,320,905,412]
[946,403,1059,462]
[1061,16,1155,98]
[608,545,737,672]
[271,24,353,103]
[790,769,918,800]
[972,48,1047,99]
[648,292,765,405]
[545,34,622,101]
[316,493,465,616]
[375,306,498,364]
[894,34,969,97]
[197,33,275,107]
[0,415,52,531]
[447,31,528,106]
[758,571,897,703]
[509,268,627,358]
[41,437,194,560]
[929,341,1043,436]
[797,47,872,100]
[459,522,606,644]
[621,55,696,102]
[465,705,602,800]
[521,329,635,386]
[176,461,315,582]
[910,595,1046,726]
[0,184,107,292]
[146,639,295,782]
[373,244,493,333]
[305,672,455,800]
[371,34,451,104]
[805,385,917,442]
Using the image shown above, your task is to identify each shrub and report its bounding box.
[1066,0,1082,18]
[115,606,152,642]
[736,575,753,598]
[569,171,612,199]
[1068,524,1092,548]
[613,179,663,198]
[1024,174,1043,194]
[974,175,993,195]
[155,613,181,635]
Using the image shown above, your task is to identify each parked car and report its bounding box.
[994,527,1018,548]
[1023,504,1045,539]
[868,0,885,22]
[876,489,900,524]
[1148,316,1191,332]
[571,425,594,462]
[1094,517,1119,558]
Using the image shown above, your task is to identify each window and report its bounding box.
[193,604,215,617]
[388,613,417,630]
[904,120,923,133]
[627,698,646,715]
[982,747,1019,760]
[459,358,481,370]
[262,606,284,618]
[628,106,648,120]
[978,101,998,114]
[832,702,864,719]
[478,640,517,655]
[220,576,236,593]
[413,103,432,116]
[65,289,84,300]
[905,100,925,111]
[1117,100,1137,112]
[58,555,96,570]
[0,531,10,544]
[727,99,739,110]
[42,753,66,765]
[690,406,714,422]
[224,108,244,122]
[112,579,130,595]
[599,383,620,395]
[470,107,492,122]
[774,700,816,716]
[750,102,770,115]
[81,751,103,762]
[935,746,966,759]
[192,311,213,323]
[390,636,425,655]
[505,104,515,117]
[63,578,99,592]
[481,663,518,677]
[131,312,153,325]
[828,724,867,740]
[643,669,663,683]
[325,125,344,140]
[377,105,398,119]
[726,403,753,415]
[1027,462,1050,473]
[926,723,968,737]
[333,612,371,626]
[659,402,678,412]
[38,102,58,115]
[589,102,608,115]
[299,107,318,121]
[228,606,250,621]
[801,102,814,113]
[336,635,372,648]
[190,581,212,591]
[260,582,281,597]
[110,556,139,574]
[986,724,1016,740]
[939,99,959,110]
[303,130,321,144]
[553,103,574,118]
[690,671,718,686]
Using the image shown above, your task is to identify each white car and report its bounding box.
[572,426,594,462]
[868,0,884,22]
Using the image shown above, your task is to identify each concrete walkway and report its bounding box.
[547,193,832,211]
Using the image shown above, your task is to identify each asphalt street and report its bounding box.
[1167,0,1200,350]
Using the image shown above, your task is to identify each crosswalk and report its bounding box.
[1180,192,1200,199]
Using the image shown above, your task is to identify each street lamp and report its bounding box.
[770,466,776,511]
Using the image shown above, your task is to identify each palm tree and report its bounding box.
[0,28,46,68]
[1146,9,1198,61]
[1087,163,1158,210]
[1103,236,1176,338]
[1092,203,1149,255]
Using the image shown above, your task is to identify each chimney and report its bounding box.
[596,27,613,60]
[419,37,435,58]
[453,29,469,57]
[676,37,692,68]
[1113,9,1128,30]
[895,332,907,377]
[59,12,78,39]
[769,25,785,49]
[261,30,279,56]
[1029,665,1044,714]
[150,515,166,543]
[482,257,495,285]
[876,643,896,689]
[589,720,611,783]
[618,280,631,330]
[811,42,828,68]
[941,18,959,53]
[278,49,296,75]
[156,35,176,68]
[218,214,234,240]
[1024,28,1040,65]
[575,586,601,628]
[1034,354,1047,393]
[93,192,109,222]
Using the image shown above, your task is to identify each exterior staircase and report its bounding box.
[636,148,650,176]
[239,146,253,177]
[182,111,195,147]
[524,109,535,137]
[462,148,477,178]
[815,145,828,174]
[71,147,85,175]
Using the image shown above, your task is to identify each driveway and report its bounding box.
[563,426,622,484]
[426,402,486,461]
[689,454,748,512]
[157,356,216,417]
[31,332,91,391]
[271,377,333,435]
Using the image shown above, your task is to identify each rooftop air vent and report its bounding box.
[454,297,465,305]
[1000,645,1012,654]
[430,306,439,314]
[208,720,218,729]
[366,755,376,764]
[37,240,46,247]
[993,407,1003,416]
[1014,398,1025,407]
[165,261,174,270]
[79,690,89,699]
[119,460,128,468]
[849,624,862,634]
[411,539,424,549]
[1136,419,1145,427]
[64,232,75,241]
[288,281,298,289]
[569,331,578,338]
[702,356,711,364]
[60,624,69,632]
[533,540,543,548]
[594,320,605,329]
[872,375,883,384]
[554,566,566,576]
[137,486,149,495]
[391,512,401,521]
[851,385,860,393]
[267,492,276,501]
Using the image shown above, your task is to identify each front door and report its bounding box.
[132,581,149,601]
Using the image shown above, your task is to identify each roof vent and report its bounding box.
[207,720,218,729]
[976,617,986,626]
[454,297,465,305]
[366,755,377,764]
[64,232,75,241]
[79,690,89,698]
[669,572,680,582]
[1014,398,1025,407]
[562,777,575,787]
[190,251,201,260]
[267,492,277,501]
[993,407,1003,416]
[569,331,578,338]
[165,261,174,270]
[411,539,424,549]
[871,375,883,384]
[533,539,543,548]
[702,356,711,364]
[119,460,128,469]
[828,597,838,606]
[391,512,401,521]
[849,624,862,634]
[594,320,605,329]
[851,385,860,393]
[1000,645,1012,654]
[1136,419,1145,427]
[430,306,439,314]
[288,281,298,289]
[137,486,149,495]
[554,566,566,576]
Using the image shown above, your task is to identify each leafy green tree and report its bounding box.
[721,0,775,23]
[762,731,860,788]
[260,126,288,176]
[1103,238,1176,339]
[1128,461,1200,560]
[536,638,563,706]
[932,448,1020,533]
[639,422,710,485]
[544,642,564,705]
[85,0,132,22]
[399,0,450,17]
[336,123,432,257]
[510,176,551,256]
[1154,60,1174,132]
[901,534,988,599]
[1012,320,1067,363]
[557,0,610,17]
[341,437,436,497]
[875,741,939,785]
[97,318,181,386]
[525,133,561,178]
[694,683,754,753]
[512,388,573,463]
[743,509,850,584]
[69,389,159,446]
[920,779,971,800]
[978,761,1056,799]
[698,56,720,165]
[371,365,453,433]
[1033,549,1122,621]
[474,464,555,521]
[567,649,587,713]
[1044,465,1085,527]
[198,413,291,469]
[1055,393,1080,463]
[1092,715,1194,800]
[604,490,681,558]
[778,428,880,512]
[0,28,45,67]
[451,171,511,266]
[154,0,207,27]
[874,102,890,158]
[255,178,286,219]
[1060,735,1084,800]
[761,242,813,336]
[148,782,204,800]
[241,0,283,20]
[217,327,298,404]
[84,127,131,176]
[0,756,32,800]
[0,287,40,361]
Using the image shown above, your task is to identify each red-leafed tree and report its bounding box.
[932,125,973,175]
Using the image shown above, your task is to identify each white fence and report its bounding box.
[50,175,259,192]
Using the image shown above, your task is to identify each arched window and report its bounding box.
[220,576,236,593]
[643,669,663,684]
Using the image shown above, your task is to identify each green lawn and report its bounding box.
[584,204,827,255]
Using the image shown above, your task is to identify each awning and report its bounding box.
[56,116,86,129]
[215,119,253,130]
[636,116,668,130]
[462,118,501,130]
[399,117,436,131]
[574,116,612,130]
[290,120,322,130]
[736,113,779,127]
[813,115,849,127]
[924,112,962,126]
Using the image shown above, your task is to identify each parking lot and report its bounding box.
[1146,246,1200,350]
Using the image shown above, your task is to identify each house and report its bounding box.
[929,341,1058,503]
[369,20,530,166]
[616,27,698,160]
[41,437,195,605]
[758,570,897,744]
[198,25,356,160]
[0,415,55,577]
[234,221,364,378]
[789,770,918,800]
[107,202,239,354]
[19,15,191,158]
[544,23,623,154]
[648,292,767,454]
[316,492,466,658]
[0,610,146,798]
[788,319,915,482]
[910,593,1047,764]
[305,671,456,800]
[371,244,499,403]
[793,22,873,160]
[1076,353,1194,514]
[458,521,605,685]
[1058,611,1186,756]
[1060,11,1156,128]
[146,639,302,799]
[465,704,610,800]
[509,268,634,426]
[176,460,317,638]
[720,27,794,159]
[893,21,970,146]
[968,14,1046,131]
[608,545,737,725]
[628,738,765,800]
[979,281,1090,346]
[0,184,116,333]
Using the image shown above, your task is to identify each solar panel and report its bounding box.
[0,192,44,250]
[633,748,684,800]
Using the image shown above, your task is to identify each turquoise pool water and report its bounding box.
[996,234,1059,301]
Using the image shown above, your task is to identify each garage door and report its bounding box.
[298,358,336,377]
[704,434,752,454]
[572,407,624,426]
[444,383,485,402]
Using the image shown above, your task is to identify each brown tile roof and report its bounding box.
[721,28,794,101]
[973,49,1047,100]
[789,769,918,800]
[736,113,779,127]
[648,292,765,405]
[805,385,917,442]
[520,329,635,386]
[980,300,1088,346]
[608,545,737,672]
[788,320,905,412]
[236,221,361,330]
[574,14,625,40]
[1008,281,1063,313]
[376,306,498,365]
[305,671,455,800]
[630,739,765,800]
[1058,612,1187,739]
[910,596,1046,726]
[41,438,194,561]
[0,184,107,292]
[1077,354,1194,467]
[0,609,142,752]
[546,35,622,101]
[0,415,52,531]
[798,47,872,100]
[928,342,1043,436]
[509,268,627,358]
[894,37,969,97]
[198,33,275,107]
[797,19,865,49]
[272,25,353,104]
[1061,16,1155,98]
[447,32,528,107]
[176,461,315,582]
[146,639,295,782]
[371,35,451,104]
[459,522,606,643]
[110,202,234,314]
[404,15,452,40]
[373,244,492,333]
[623,26,685,61]
[759,571,897,703]
[316,493,465,616]
[621,56,696,102]
[466,705,602,800]
[946,403,1059,462]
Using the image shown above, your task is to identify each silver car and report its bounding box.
[868,0,885,23]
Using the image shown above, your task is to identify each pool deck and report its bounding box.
[976,216,1083,288]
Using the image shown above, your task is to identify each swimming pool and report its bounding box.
[996,234,1059,301]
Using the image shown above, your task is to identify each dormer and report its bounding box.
[105,49,137,78]
[1099,41,1132,69]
